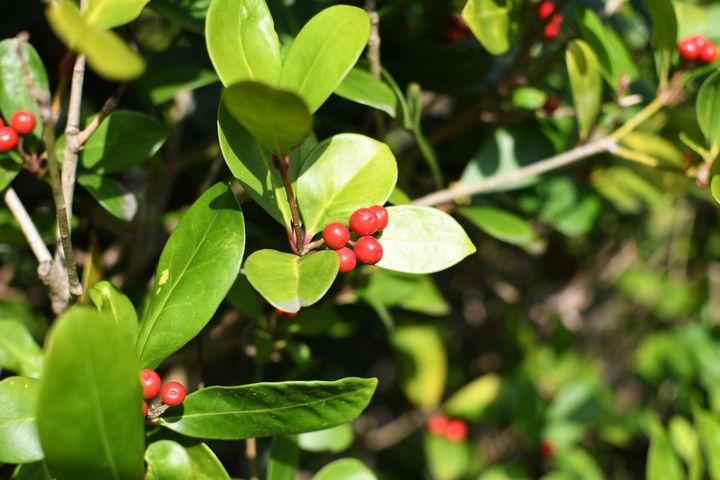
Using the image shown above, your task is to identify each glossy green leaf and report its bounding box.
[390,325,446,409]
[696,409,720,480]
[312,458,376,480]
[461,0,512,56]
[0,377,43,464]
[89,280,138,342]
[145,441,192,480]
[377,206,476,274]
[37,308,144,480]
[78,174,138,221]
[711,175,720,206]
[11,462,54,480]
[0,321,43,378]
[81,110,168,173]
[83,0,150,29]
[459,206,536,247]
[184,443,230,480]
[424,434,472,480]
[268,436,299,480]
[206,0,281,86]
[566,40,602,142]
[335,68,397,117]
[222,81,311,156]
[244,250,338,313]
[0,39,48,138]
[697,69,720,156]
[298,424,353,453]
[647,422,683,480]
[360,270,449,316]
[643,0,677,85]
[158,378,377,440]
[279,5,370,113]
[136,182,245,369]
[444,374,501,421]
[45,0,145,81]
[669,416,699,464]
[297,134,397,236]
[0,157,21,192]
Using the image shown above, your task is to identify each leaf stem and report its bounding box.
[77,84,126,145]
[275,155,305,253]
[609,95,666,142]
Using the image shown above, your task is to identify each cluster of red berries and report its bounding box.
[322,205,388,273]
[140,369,187,415]
[677,35,718,65]
[537,1,563,40]
[0,111,36,153]
[427,414,469,443]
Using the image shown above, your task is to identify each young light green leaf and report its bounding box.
[668,416,699,464]
[566,40,602,142]
[711,175,720,206]
[0,40,48,138]
[280,5,370,113]
[298,424,354,453]
[696,409,720,480]
[0,321,43,378]
[145,440,192,480]
[206,0,282,86]
[334,68,397,117]
[83,0,151,29]
[10,461,54,480]
[244,250,338,313]
[461,0,512,56]
[78,174,138,221]
[360,270,449,316]
[444,374,501,421]
[297,134,397,236]
[268,436,299,480]
[458,206,536,247]
[81,110,168,173]
[312,458,377,480]
[88,280,139,342]
[377,206,476,274]
[647,422,683,480]
[643,0,677,86]
[37,308,144,480]
[184,443,230,480]
[697,69,720,156]
[222,81,311,156]
[0,377,43,464]
[390,325,446,409]
[136,183,245,369]
[45,0,145,81]
[158,378,377,440]
[424,434,472,480]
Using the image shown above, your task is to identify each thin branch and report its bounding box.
[275,155,304,252]
[61,53,86,220]
[245,438,259,480]
[365,0,381,80]
[3,187,52,269]
[363,409,429,451]
[77,84,127,145]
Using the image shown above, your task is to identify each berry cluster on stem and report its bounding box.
[321,205,389,273]
[537,1,563,40]
[427,414,469,443]
[0,111,36,153]
[140,369,187,416]
[678,35,718,64]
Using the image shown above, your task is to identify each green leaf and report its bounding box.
[646,422,683,480]
[377,206,476,274]
[390,325,446,409]
[298,424,354,453]
[37,307,144,480]
[0,377,43,464]
[566,40,602,142]
[77,174,138,221]
[158,378,377,440]
[83,0,151,29]
[88,280,139,343]
[150,0,210,34]
[360,270,449,316]
[696,409,720,480]
[0,39,48,138]
[697,69,720,157]
[279,5,370,113]
[461,0,512,56]
[312,458,377,480]
[184,443,230,480]
[81,110,169,173]
[407,82,442,189]
[712,175,720,206]
[206,0,281,86]
[268,436,299,480]
[145,440,192,480]
[0,157,21,192]
[423,434,472,480]
[643,0,677,85]
[0,321,43,378]
[334,68,397,117]
[458,206,536,247]
[297,134,397,236]
[669,416,699,464]
[244,249,338,313]
[221,81,311,156]
[136,182,245,369]
[11,462,54,480]
[45,0,145,81]
[444,374,502,421]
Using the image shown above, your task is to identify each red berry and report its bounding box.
[678,39,699,61]
[693,35,709,49]
[354,236,383,265]
[542,19,561,40]
[161,381,186,406]
[0,118,5,127]
[427,414,449,436]
[349,208,379,236]
[539,440,556,458]
[445,419,468,443]
[275,308,297,318]
[10,111,36,136]
[542,96,561,114]
[323,222,351,249]
[143,401,148,417]
[336,247,357,272]
[368,205,389,230]
[537,1,555,20]
[140,369,162,399]
[0,127,18,152]
[699,43,718,64]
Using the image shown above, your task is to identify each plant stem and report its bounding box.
[363,409,429,451]
[303,238,325,253]
[61,53,86,220]
[245,438,259,480]
[77,84,126,145]
[609,95,666,142]
[365,0,385,136]
[3,187,52,267]
[275,155,305,252]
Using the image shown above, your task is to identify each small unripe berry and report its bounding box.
[699,43,718,64]
[161,381,186,406]
[368,205,389,230]
[0,127,18,152]
[322,222,351,249]
[336,247,356,272]
[354,236,383,265]
[140,369,162,399]
[427,414,449,436]
[537,1,555,20]
[445,419,468,443]
[10,111,36,136]
[678,39,699,61]
[350,208,379,236]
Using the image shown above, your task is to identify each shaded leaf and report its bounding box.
[78,174,138,221]
[697,69,720,156]
[298,424,353,453]
[184,442,230,480]
[145,440,191,480]
[390,325,446,409]
[459,206,536,246]
[312,458,376,480]
[696,409,720,480]
[89,280,138,342]
[444,375,501,421]
[566,40,602,141]
[268,436,299,480]
[424,434,472,480]
[0,321,43,378]
[335,68,397,117]
[0,377,43,464]
[643,0,677,85]
[461,0,512,55]
[647,421,683,480]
